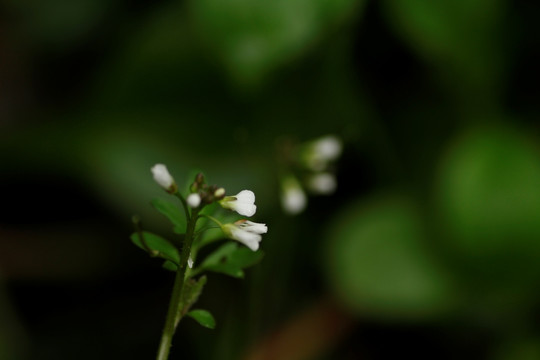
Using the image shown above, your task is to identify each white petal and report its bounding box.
[306,173,337,194]
[282,188,307,215]
[219,190,257,216]
[241,220,268,234]
[281,176,307,215]
[302,135,343,171]
[234,203,257,217]
[230,227,261,251]
[313,135,342,161]
[235,190,255,204]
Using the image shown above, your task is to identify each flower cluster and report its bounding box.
[151,164,268,251]
[279,135,343,215]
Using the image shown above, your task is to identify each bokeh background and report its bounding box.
[1,0,540,359]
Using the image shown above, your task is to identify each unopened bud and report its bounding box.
[195,172,205,184]
[151,164,177,193]
[186,193,202,208]
[214,187,226,198]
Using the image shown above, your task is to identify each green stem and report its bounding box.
[175,193,191,223]
[156,207,200,360]
[200,214,223,227]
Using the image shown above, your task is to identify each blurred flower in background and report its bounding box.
[1,0,540,359]
[278,134,343,215]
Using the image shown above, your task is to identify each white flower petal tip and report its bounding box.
[281,176,307,215]
[236,220,268,234]
[306,173,337,195]
[220,190,257,217]
[302,135,343,171]
[186,193,202,208]
[222,222,264,251]
[313,135,343,161]
[151,164,177,192]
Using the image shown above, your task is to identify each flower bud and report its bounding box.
[186,193,202,208]
[151,164,177,193]
[280,175,307,215]
[214,187,226,199]
[196,172,205,185]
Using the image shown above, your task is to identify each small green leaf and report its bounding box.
[162,260,178,272]
[203,263,245,278]
[227,247,265,269]
[187,309,215,329]
[198,227,225,247]
[196,242,264,278]
[130,231,180,264]
[151,198,187,234]
[200,242,238,266]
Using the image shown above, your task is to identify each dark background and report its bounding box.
[1,0,540,359]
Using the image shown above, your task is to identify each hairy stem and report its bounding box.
[156,207,200,360]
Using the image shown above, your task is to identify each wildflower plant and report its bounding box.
[131,164,267,360]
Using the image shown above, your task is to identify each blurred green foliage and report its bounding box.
[325,195,458,320]
[1,0,539,359]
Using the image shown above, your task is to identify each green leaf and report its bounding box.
[198,227,225,247]
[196,242,264,278]
[162,260,178,272]
[130,231,180,264]
[191,0,366,86]
[227,247,265,269]
[200,242,245,278]
[200,242,238,265]
[324,195,457,320]
[151,198,187,234]
[437,126,540,280]
[187,309,216,329]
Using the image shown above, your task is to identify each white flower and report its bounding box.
[187,256,194,269]
[302,135,343,171]
[306,173,337,195]
[222,220,267,251]
[237,220,268,234]
[280,176,307,215]
[186,193,201,208]
[219,190,257,217]
[151,164,177,192]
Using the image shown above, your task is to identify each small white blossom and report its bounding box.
[186,193,201,208]
[281,176,307,215]
[187,256,194,269]
[222,220,267,251]
[306,173,337,195]
[219,190,257,217]
[151,164,177,192]
[302,135,343,171]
